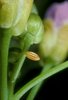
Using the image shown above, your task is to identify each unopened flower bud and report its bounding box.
[0,0,33,36]
[40,1,68,65]
[0,0,23,28]
[25,13,44,44]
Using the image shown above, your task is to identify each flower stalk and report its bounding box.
[0,29,12,100]
[14,61,68,100]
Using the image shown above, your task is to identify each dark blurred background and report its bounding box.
[35,68,68,100]
[35,0,64,18]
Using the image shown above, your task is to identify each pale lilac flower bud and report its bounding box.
[40,1,68,65]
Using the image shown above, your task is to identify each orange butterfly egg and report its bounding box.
[26,51,40,61]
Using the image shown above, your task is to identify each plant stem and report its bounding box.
[10,32,33,83]
[8,81,14,100]
[14,61,68,100]
[26,64,53,100]
[0,30,12,100]
[10,53,26,83]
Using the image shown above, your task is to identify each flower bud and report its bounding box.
[31,4,38,14]
[0,0,33,36]
[25,13,44,44]
[0,0,22,28]
[11,0,33,36]
[39,1,68,65]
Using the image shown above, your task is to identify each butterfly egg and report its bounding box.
[26,51,40,61]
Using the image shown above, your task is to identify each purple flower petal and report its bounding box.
[45,3,58,20]
[45,1,68,27]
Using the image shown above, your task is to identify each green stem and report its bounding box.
[14,61,68,100]
[0,30,12,100]
[8,81,15,100]
[10,53,26,83]
[26,64,53,100]
[8,33,33,100]
[10,32,33,83]
[8,53,27,100]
